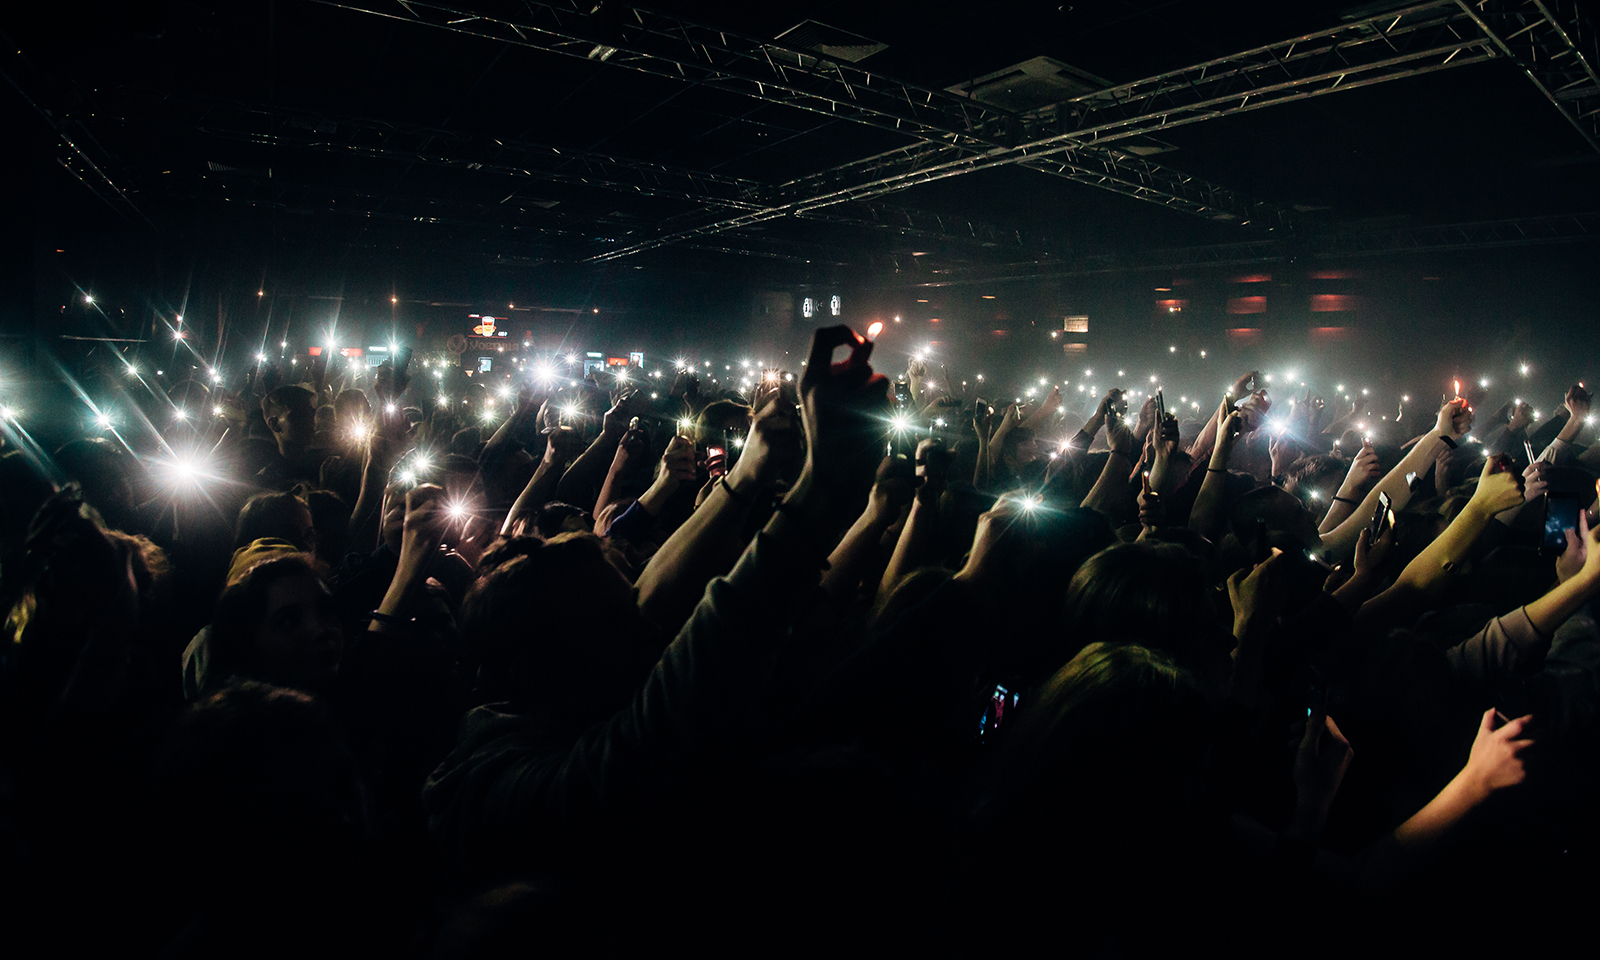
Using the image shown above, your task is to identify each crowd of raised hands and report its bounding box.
[3,327,1600,956]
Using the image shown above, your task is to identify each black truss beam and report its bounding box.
[585,1,1500,261]
[1459,0,1600,154]
[313,0,1010,148]
[316,1,1301,237]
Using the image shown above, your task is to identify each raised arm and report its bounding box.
[633,392,800,631]
[1319,399,1473,562]
[1318,439,1380,534]
[878,439,951,597]
[555,390,646,510]
[501,417,584,536]
[1352,455,1524,628]
[1188,409,1244,542]
[1080,412,1136,520]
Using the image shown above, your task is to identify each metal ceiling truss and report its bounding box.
[317,0,1301,241]
[314,0,1010,147]
[581,1,1508,260]
[1458,0,1600,153]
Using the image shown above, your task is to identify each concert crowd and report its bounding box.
[2,322,1598,956]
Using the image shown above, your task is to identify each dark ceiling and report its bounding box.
[6,0,1599,302]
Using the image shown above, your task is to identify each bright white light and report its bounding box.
[1284,370,1298,381]
[1199,351,1207,358]
[126,365,138,376]
[385,403,398,414]
[173,408,189,421]
[1479,377,1490,388]
[281,340,288,348]
[1150,375,1158,383]
[212,405,223,416]
[561,404,579,419]
[890,413,912,432]
[674,357,686,369]
[399,469,417,484]
[615,369,630,382]
[447,502,468,520]
[256,353,267,362]
[96,413,112,429]
[1117,370,1125,377]
[433,370,444,379]
[497,387,512,400]
[173,330,185,340]
[84,295,93,304]
[976,374,985,381]
[1169,346,1176,353]
[209,371,222,383]
[437,396,449,406]
[1039,377,1049,386]
[414,456,431,473]
[0,406,14,421]
[1520,364,1530,376]
[677,418,693,433]
[1361,388,1370,396]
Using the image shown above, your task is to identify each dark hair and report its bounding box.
[533,502,596,540]
[458,533,650,719]
[304,489,350,562]
[1063,541,1223,669]
[151,680,365,904]
[234,491,313,551]
[261,384,314,422]
[207,554,324,685]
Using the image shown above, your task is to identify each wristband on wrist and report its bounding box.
[1333,496,1358,506]
[1439,435,1458,449]
[719,476,755,506]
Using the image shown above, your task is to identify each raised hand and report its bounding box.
[399,484,450,569]
[1339,438,1381,497]
[1292,711,1354,836]
[1434,397,1473,440]
[1229,370,1260,402]
[1134,395,1158,438]
[1566,383,1594,423]
[1463,709,1534,795]
[727,391,803,494]
[1228,547,1290,630]
[1137,472,1163,531]
[1467,455,1527,518]
[1555,508,1589,585]
[789,325,889,509]
[602,389,646,436]
[1524,459,1550,502]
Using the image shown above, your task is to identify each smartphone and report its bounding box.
[1254,517,1270,564]
[1305,672,1327,719]
[894,380,912,405]
[1524,439,1537,465]
[396,346,413,378]
[706,445,728,480]
[1370,491,1392,541]
[1544,495,1582,554]
[977,683,1021,739]
[1156,388,1166,424]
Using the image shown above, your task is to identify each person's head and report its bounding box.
[152,681,364,908]
[314,404,336,435]
[695,399,750,445]
[235,491,316,553]
[208,555,343,692]
[333,388,371,426]
[1281,454,1347,510]
[1063,541,1229,678]
[532,502,596,540]
[53,438,139,532]
[450,426,484,459]
[459,533,655,727]
[1229,485,1323,552]
[976,642,1212,854]
[261,385,317,450]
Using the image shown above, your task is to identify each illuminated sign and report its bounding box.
[468,314,508,338]
[629,351,645,367]
[830,295,841,316]
[802,298,814,318]
[605,357,630,367]
[340,347,363,357]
